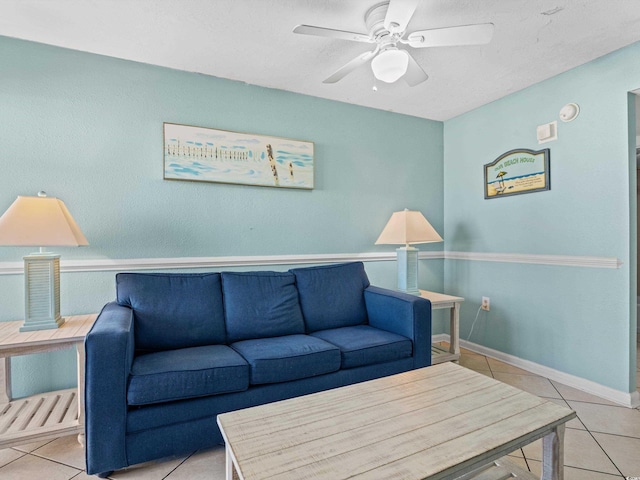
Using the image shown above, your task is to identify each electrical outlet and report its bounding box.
[481,296,490,311]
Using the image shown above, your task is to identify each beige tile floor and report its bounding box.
[0,343,639,479]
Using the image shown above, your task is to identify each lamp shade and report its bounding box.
[0,193,88,247]
[371,48,409,83]
[375,209,443,246]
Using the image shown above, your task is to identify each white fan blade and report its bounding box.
[323,49,379,84]
[406,23,494,48]
[384,0,419,33]
[403,52,428,86]
[293,24,373,43]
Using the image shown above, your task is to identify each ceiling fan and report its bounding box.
[293,0,494,87]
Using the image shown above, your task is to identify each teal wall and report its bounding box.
[0,36,444,397]
[444,42,640,393]
[5,33,637,399]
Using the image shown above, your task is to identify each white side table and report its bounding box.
[419,290,464,364]
[0,313,97,449]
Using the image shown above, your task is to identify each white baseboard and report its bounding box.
[433,334,640,408]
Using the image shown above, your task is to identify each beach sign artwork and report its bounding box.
[484,148,550,199]
[163,123,314,189]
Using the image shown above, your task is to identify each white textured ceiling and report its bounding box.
[2,0,640,121]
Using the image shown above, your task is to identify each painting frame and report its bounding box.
[163,123,314,190]
[484,148,550,199]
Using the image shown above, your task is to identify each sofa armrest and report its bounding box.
[84,302,135,475]
[364,286,431,368]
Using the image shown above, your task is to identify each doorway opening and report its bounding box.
[633,91,640,394]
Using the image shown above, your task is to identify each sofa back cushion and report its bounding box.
[290,262,370,333]
[116,272,226,351]
[222,271,305,342]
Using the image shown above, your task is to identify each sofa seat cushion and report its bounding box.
[290,262,370,333]
[311,325,413,369]
[222,271,305,342]
[231,335,341,385]
[127,345,249,406]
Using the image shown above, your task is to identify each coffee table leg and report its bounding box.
[225,446,233,480]
[226,445,241,480]
[541,423,565,480]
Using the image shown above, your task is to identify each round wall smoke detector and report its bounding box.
[559,103,580,122]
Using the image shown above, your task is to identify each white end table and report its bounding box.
[0,313,97,449]
[419,290,464,364]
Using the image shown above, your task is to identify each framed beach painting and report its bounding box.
[484,148,550,199]
[163,123,314,189]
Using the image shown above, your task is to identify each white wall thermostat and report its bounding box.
[537,121,557,144]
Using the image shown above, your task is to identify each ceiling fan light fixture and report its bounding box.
[371,48,409,83]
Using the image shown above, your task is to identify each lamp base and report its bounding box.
[396,246,420,296]
[21,253,65,332]
[20,316,65,332]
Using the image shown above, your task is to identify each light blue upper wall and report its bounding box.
[444,42,640,393]
[0,37,443,262]
[0,36,444,396]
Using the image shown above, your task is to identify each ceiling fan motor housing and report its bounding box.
[366,2,398,47]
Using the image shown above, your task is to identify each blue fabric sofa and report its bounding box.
[84,262,431,476]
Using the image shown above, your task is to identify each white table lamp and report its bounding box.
[0,192,88,331]
[375,209,443,295]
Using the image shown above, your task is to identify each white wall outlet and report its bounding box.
[481,296,490,311]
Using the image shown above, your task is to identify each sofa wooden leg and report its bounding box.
[97,471,113,478]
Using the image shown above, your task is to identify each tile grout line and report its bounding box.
[480,353,626,478]
[537,353,637,477]
[554,378,626,477]
[482,354,539,475]
[162,450,197,480]
[585,431,626,478]
[0,451,82,479]
[518,447,533,473]
[29,451,83,475]
[71,469,88,479]
[526,459,626,479]
[0,449,28,472]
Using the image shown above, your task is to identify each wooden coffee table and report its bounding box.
[217,362,576,480]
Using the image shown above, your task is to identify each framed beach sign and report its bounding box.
[484,148,550,199]
[163,123,314,189]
